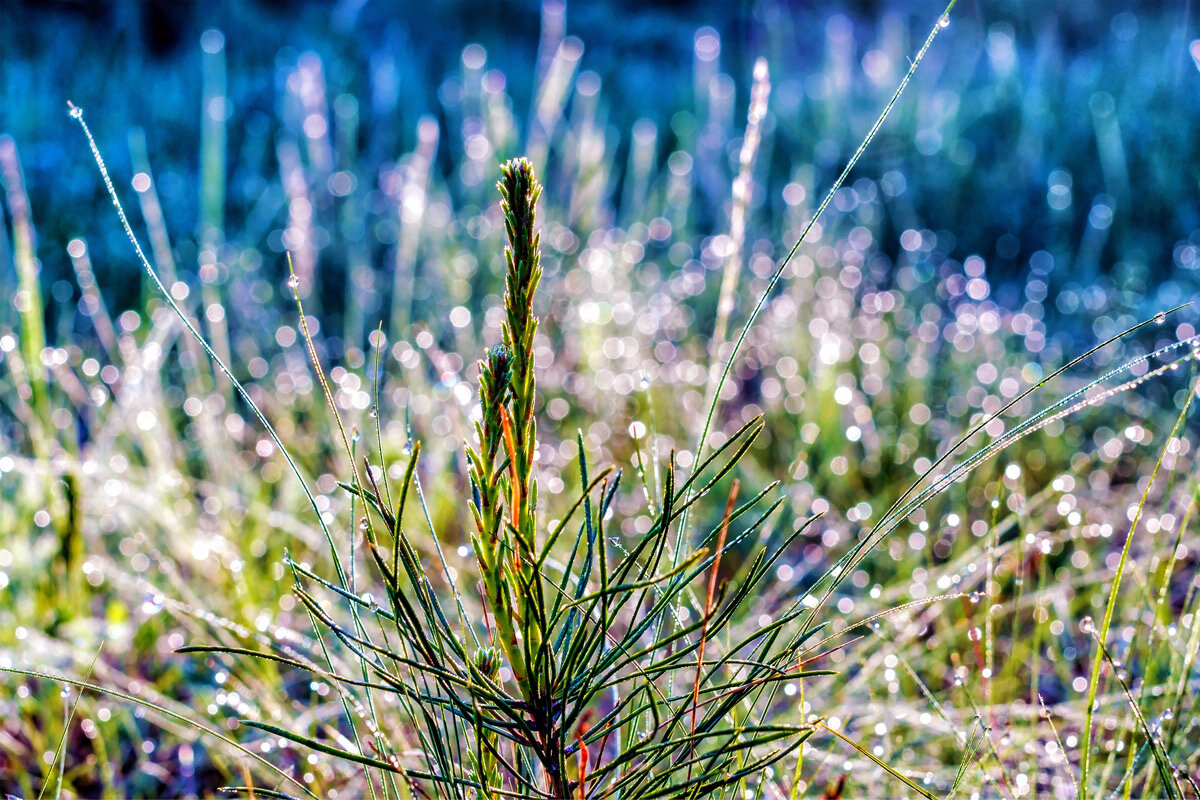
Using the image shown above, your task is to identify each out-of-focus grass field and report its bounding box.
[1,1,1199,797]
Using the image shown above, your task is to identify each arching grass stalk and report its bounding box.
[0,665,316,799]
[802,315,1198,635]
[69,100,396,798]
[65,101,347,587]
[676,0,957,565]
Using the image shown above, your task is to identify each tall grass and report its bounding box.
[1,2,1199,799]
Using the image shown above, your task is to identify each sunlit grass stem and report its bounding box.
[1078,376,1198,799]
[678,0,958,562]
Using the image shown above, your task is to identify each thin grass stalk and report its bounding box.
[0,136,50,458]
[705,58,770,401]
[676,0,958,563]
[1079,376,1199,798]
[0,666,317,799]
[67,101,349,586]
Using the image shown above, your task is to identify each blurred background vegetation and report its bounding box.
[6,1,1199,331]
[1,0,1199,797]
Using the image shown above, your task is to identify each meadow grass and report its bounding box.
[1,3,1199,799]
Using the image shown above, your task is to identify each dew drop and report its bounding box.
[68,103,83,120]
[1155,312,1167,325]
[938,15,950,28]
[968,591,983,604]
[142,593,164,615]
[369,405,378,419]
[360,592,376,608]
[1161,709,1175,721]
[1080,616,1095,634]
[639,376,651,391]
[286,275,301,289]
[60,687,71,698]
[403,439,414,455]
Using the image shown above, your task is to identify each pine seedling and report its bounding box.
[466,158,547,702]
[466,344,526,688]
[496,158,547,689]
[70,9,1069,798]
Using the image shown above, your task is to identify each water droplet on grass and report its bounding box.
[1080,616,1095,634]
[287,275,301,289]
[142,594,164,615]
[1155,312,1167,324]
[939,16,950,28]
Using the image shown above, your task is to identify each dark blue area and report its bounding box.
[2,0,1198,350]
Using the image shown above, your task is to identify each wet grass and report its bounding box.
[1,2,1199,798]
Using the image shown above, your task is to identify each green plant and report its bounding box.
[190,158,837,800]
[8,1,1200,797]
[155,10,973,794]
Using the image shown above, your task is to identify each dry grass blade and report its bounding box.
[689,478,740,771]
